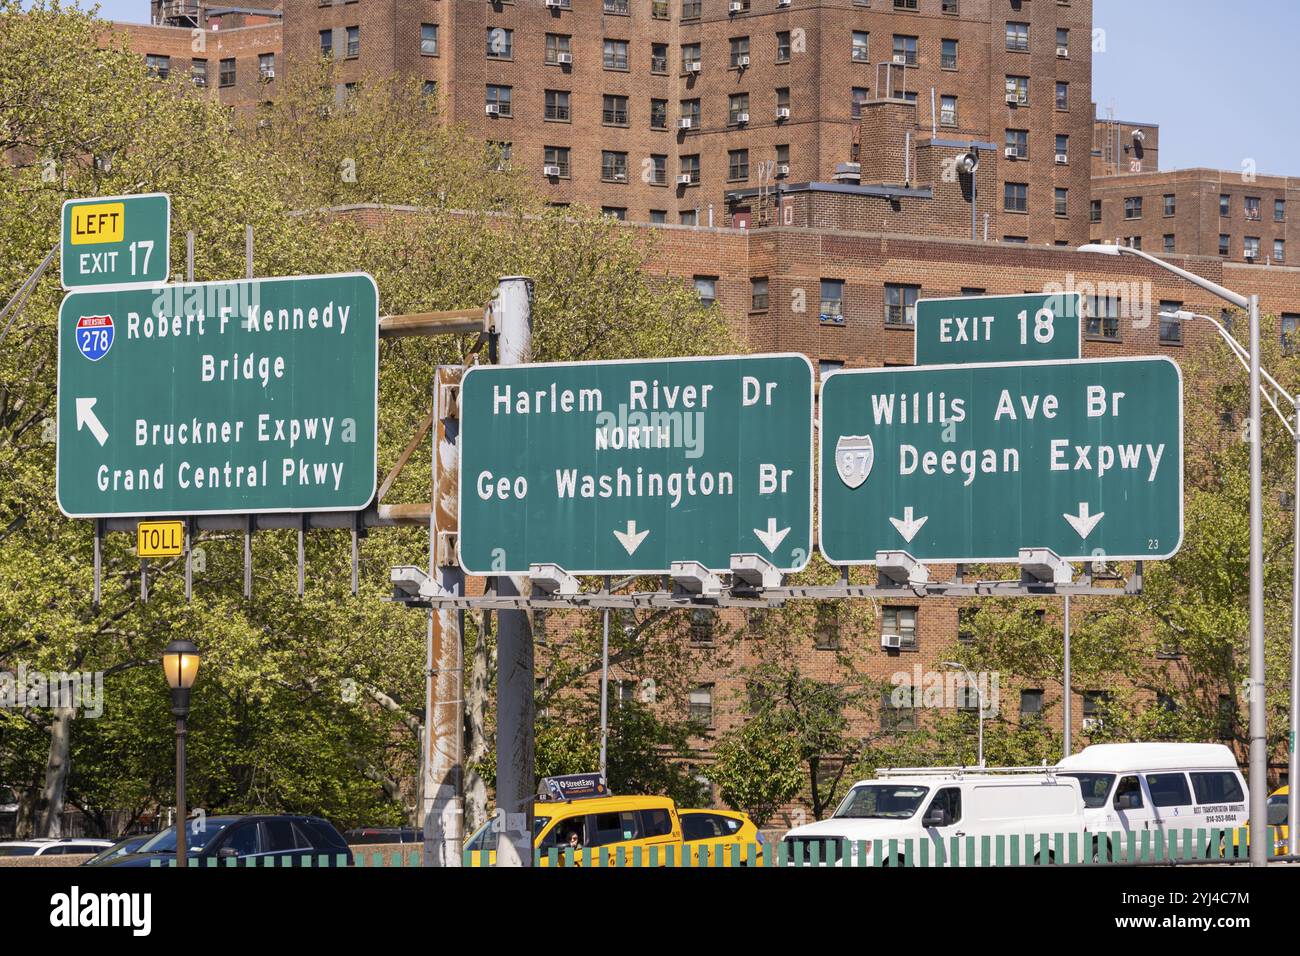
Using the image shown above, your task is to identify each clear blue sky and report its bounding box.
[46,0,1300,177]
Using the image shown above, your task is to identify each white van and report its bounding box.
[1056,742,1248,840]
[782,771,1086,865]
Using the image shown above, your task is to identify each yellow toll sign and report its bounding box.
[137,520,185,558]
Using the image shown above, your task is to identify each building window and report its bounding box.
[942,0,958,10]
[651,42,668,74]
[423,80,438,98]
[1220,194,1231,216]
[603,0,630,13]
[603,39,629,71]
[682,0,702,17]
[1275,239,1285,263]
[813,602,841,650]
[1244,196,1261,221]
[1056,27,1069,56]
[1020,689,1044,723]
[1282,314,1300,355]
[545,34,571,65]
[1005,128,1028,159]
[1005,75,1029,106]
[881,687,916,732]
[601,150,628,182]
[191,58,207,87]
[1276,199,1287,222]
[885,283,919,327]
[819,279,845,325]
[1055,188,1068,218]
[1004,182,1028,213]
[682,43,701,73]
[729,36,751,69]
[543,145,569,177]
[319,29,333,58]
[680,154,700,185]
[544,90,570,122]
[1055,134,1069,163]
[775,143,790,175]
[1083,690,1110,729]
[219,57,236,88]
[694,275,716,305]
[1005,21,1029,52]
[776,31,791,62]
[602,94,628,126]
[420,23,438,56]
[1055,82,1069,110]
[689,608,716,645]
[1244,236,1261,260]
[940,95,957,126]
[487,140,510,170]
[750,277,769,312]
[895,0,918,8]
[486,27,512,60]
[728,93,750,125]
[727,149,749,181]
[776,87,791,116]
[1162,193,1176,217]
[650,99,668,130]
[1159,301,1183,345]
[1124,196,1143,220]
[688,685,714,727]
[345,25,360,58]
[680,210,698,226]
[145,54,170,79]
[852,31,870,63]
[258,52,275,80]
[649,210,667,224]
[486,85,512,116]
[1163,234,1176,254]
[649,154,667,185]
[1090,199,1102,223]
[1125,235,1143,250]
[1086,295,1120,341]
[818,359,843,380]
[957,607,978,643]
[892,35,918,66]
[941,38,957,69]
[851,87,870,119]
[1219,234,1231,256]
[652,0,669,18]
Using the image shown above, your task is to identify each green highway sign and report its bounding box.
[459,354,814,575]
[914,292,1082,366]
[819,357,1183,564]
[56,273,379,518]
[61,193,171,290]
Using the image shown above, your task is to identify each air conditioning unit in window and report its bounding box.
[737,55,750,67]
[1055,153,1068,164]
[677,174,693,185]
[543,164,562,177]
[485,103,500,115]
[678,116,694,129]
[892,53,907,65]
[777,0,791,6]
[1004,147,1018,159]
[729,0,743,12]
[1057,46,1069,57]
[776,163,790,177]
[261,68,275,80]
[556,52,572,64]
[1082,717,1101,733]
[686,60,701,73]
[612,172,627,181]
[1006,93,1020,105]
[545,0,564,7]
[881,633,902,650]
[735,112,750,124]
[775,106,790,120]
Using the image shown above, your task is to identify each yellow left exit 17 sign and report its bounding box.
[137,520,184,558]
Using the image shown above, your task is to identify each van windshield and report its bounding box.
[1059,773,1115,808]
[834,785,929,819]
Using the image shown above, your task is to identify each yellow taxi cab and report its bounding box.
[680,808,764,865]
[1232,785,1291,856]
[463,774,683,866]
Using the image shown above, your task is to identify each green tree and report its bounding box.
[711,718,803,827]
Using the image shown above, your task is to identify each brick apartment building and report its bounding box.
[279,0,1092,244]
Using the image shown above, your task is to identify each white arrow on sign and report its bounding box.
[613,520,650,556]
[888,507,928,544]
[753,517,791,554]
[1063,502,1105,539]
[75,397,109,447]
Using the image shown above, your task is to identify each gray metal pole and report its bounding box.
[1291,398,1300,857]
[599,575,611,778]
[494,277,535,867]
[971,165,977,241]
[1248,294,1268,866]
[1063,594,1072,757]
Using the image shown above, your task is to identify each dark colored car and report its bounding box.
[82,834,155,866]
[344,827,423,845]
[95,815,353,867]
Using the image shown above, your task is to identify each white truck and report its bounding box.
[782,769,1086,865]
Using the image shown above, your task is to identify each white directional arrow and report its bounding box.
[888,507,929,544]
[1063,502,1105,539]
[75,397,109,447]
[613,520,650,556]
[753,517,791,554]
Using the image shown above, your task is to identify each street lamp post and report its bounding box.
[1079,243,1267,865]
[943,661,984,767]
[162,639,201,869]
